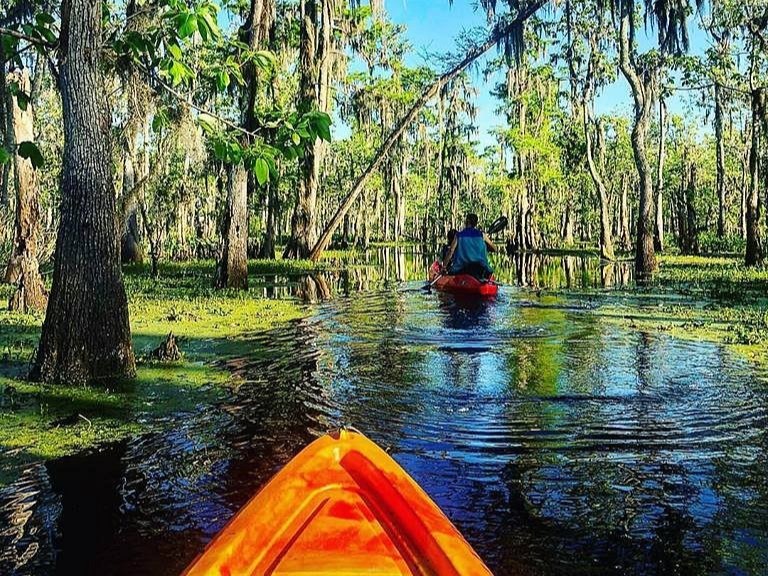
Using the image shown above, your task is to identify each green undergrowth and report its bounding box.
[0,260,310,486]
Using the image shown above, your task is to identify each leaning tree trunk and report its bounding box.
[31,0,135,385]
[215,164,248,288]
[4,68,47,312]
[745,89,763,266]
[618,9,656,281]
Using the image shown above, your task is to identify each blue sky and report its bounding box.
[373,0,712,147]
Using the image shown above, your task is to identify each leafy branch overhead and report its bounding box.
[0,0,332,177]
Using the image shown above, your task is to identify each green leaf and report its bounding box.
[197,7,221,40]
[17,141,44,169]
[213,139,227,160]
[254,157,269,186]
[197,114,216,134]
[168,43,183,61]
[175,13,198,39]
[228,141,243,163]
[152,110,170,132]
[291,132,301,145]
[36,24,57,44]
[315,120,331,142]
[311,112,332,141]
[35,12,55,25]
[0,147,11,165]
[216,70,230,91]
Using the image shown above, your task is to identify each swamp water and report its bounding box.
[2,249,767,575]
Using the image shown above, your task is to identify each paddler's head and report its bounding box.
[465,213,478,229]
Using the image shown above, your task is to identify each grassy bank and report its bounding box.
[0,260,315,486]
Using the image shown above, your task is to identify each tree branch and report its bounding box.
[0,27,56,50]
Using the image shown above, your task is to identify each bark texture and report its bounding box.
[745,89,763,266]
[285,0,321,258]
[618,9,656,281]
[30,0,135,385]
[4,68,47,312]
[714,83,727,238]
[215,164,248,288]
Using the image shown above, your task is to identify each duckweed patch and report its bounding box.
[0,261,309,486]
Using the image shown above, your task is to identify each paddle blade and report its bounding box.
[487,216,508,235]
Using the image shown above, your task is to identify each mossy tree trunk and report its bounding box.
[217,0,273,282]
[215,165,248,288]
[745,88,763,266]
[31,0,135,385]
[715,82,727,238]
[654,99,667,252]
[285,0,321,258]
[618,7,656,281]
[4,68,47,312]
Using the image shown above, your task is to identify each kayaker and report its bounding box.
[440,229,457,263]
[442,213,498,278]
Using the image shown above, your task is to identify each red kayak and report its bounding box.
[428,262,498,297]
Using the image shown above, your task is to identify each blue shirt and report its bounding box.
[450,228,492,274]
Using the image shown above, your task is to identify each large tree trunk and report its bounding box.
[715,83,727,238]
[654,99,667,251]
[31,0,135,385]
[745,89,763,266]
[215,164,248,288]
[285,0,321,258]
[216,0,273,279]
[618,9,656,281]
[3,68,47,312]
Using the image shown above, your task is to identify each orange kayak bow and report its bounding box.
[183,429,492,575]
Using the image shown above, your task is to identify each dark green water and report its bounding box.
[2,249,767,575]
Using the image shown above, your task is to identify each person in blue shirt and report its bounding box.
[441,213,498,278]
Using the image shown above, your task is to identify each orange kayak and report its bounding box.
[182,429,492,575]
[428,262,498,297]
